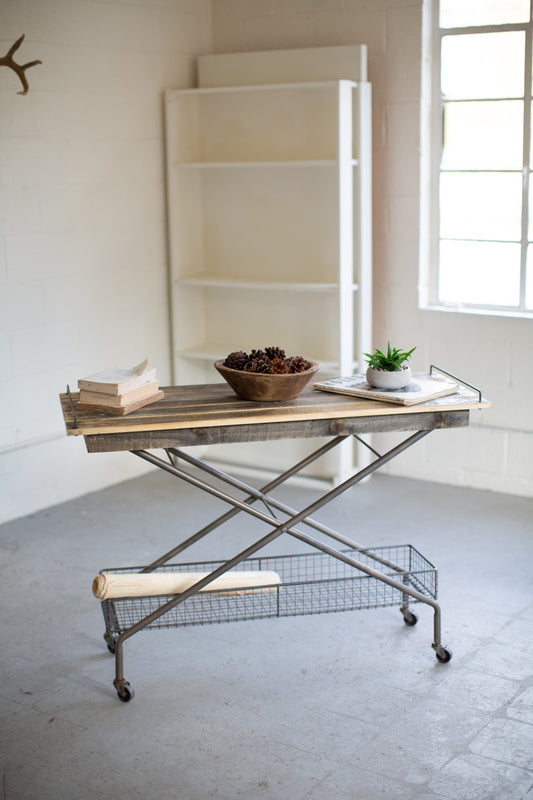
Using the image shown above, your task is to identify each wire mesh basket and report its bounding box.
[100,545,437,636]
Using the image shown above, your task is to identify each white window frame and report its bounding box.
[420,0,533,318]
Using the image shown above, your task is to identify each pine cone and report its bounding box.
[269,357,290,374]
[265,346,286,361]
[249,349,268,363]
[224,351,249,371]
[244,357,270,373]
[286,355,309,373]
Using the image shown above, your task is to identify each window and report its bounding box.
[429,0,533,314]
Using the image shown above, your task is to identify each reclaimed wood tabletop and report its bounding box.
[59,383,490,453]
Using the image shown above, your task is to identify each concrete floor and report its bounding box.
[1,465,533,800]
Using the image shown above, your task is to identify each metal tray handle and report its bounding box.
[429,365,482,402]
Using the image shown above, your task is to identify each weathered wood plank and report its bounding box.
[83,409,470,453]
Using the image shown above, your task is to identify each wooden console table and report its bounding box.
[60,381,489,701]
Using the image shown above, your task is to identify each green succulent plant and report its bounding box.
[365,342,416,371]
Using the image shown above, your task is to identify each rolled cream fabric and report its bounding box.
[92,570,281,601]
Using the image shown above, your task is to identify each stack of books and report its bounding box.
[76,359,164,415]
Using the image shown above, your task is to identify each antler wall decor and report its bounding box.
[0,34,42,95]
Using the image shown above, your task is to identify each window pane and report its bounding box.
[442,100,523,170]
[439,241,521,306]
[527,179,533,240]
[440,172,522,241]
[440,0,529,28]
[442,33,525,100]
[527,246,533,308]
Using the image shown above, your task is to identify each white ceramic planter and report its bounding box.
[366,365,412,390]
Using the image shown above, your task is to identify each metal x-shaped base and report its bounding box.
[106,430,452,700]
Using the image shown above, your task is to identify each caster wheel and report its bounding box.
[104,634,118,654]
[401,610,418,627]
[116,682,135,702]
[435,646,453,663]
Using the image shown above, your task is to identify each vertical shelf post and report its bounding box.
[337,80,356,481]
[354,81,373,475]
[356,81,373,367]
[337,80,355,378]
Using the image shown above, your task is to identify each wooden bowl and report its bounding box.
[214,360,319,402]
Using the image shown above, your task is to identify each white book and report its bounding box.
[314,372,458,406]
[78,359,156,396]
[78,380,160,407]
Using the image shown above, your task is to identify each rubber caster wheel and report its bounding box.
[401,609,418,626]
[435,646,453,663]
[104,634,118,654]
[116,682,135,702]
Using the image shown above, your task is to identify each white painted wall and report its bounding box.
[211,0,533,500]
[2,0,530,526]
[0,0,211,524]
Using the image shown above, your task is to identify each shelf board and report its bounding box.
[173,159,358,169]
[175,275,356,292]
[167,79,359,97]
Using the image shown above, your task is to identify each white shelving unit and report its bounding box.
[164,48,372,482]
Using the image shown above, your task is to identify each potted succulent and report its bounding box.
[364,342,416,390]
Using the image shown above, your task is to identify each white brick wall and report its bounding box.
[211,0,533,500]
[2,0,531,525]
[0,0,212,523]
